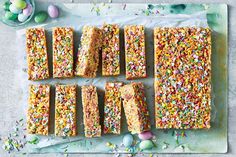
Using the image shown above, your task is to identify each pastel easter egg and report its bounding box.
[139,140,154,150]
[138,131,153,140]
[47,4,59,18]
[5,11,18,20]
[123,134,133,147]
[23,4,32,16]
[13,0,27,9]
[34,11,48,23]
[3,1,11,11]
[9,4,22,14]
[18,13,28,22]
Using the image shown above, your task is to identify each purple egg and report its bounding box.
[138,131,153,140]
[48,4,59,18]
[23,4,32,16]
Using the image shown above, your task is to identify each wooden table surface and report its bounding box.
[0,0,235,156]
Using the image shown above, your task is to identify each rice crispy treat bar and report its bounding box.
[120,82,151,134]
[53,27,74,78]
[81,85,101,138]
[27,84,50,135]
[75,26,103,78]
[55,85,77,136]
[124,25,147,80]
[26,28,49,80]
[103,82,123,134]
[154,27,211,129]
[102,24,120,76]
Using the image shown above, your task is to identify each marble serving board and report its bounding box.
[15,2,228,154]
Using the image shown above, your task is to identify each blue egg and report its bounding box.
[9,4,22,14]
[123,134,133,147]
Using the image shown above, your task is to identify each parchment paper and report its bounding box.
[15,6,215,153]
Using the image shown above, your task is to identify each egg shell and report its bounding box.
[47,4,59,18]
[139,140,154,150]
[5,11,18,20]
[3,1,11,11]
[13,0,27,9]
[34,11,48,23]
[123,134,134,147]
[138,131,153,140]
[18,13,28,22]
[23,4,32,16]
[9,4,22,14]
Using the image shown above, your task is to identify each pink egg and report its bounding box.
[48,4,59,18]
[23,4,32,16]
[138,131,153,140]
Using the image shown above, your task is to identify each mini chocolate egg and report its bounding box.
[9,4,22,14]
[23,4,32,16]
[123,134,133,147]
[138,131,153,140]
[5,11,18,20]
[34,11,48,23]
[47,4,59,18]
[3,1,11,11]
[18,13,28,22]
[13,0,27,9]
[139,140,154,150]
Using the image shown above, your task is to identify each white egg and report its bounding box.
[18,13,28,22]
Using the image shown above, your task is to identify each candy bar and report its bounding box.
[102,24,120,76]
[81,85,101,137]
[55,84,77,136]
[124,25,147,79]
[27,84,50,135]
[26,28,49,80]
[103,82,123,134]
[120,82,151,134]
[53,27,74,78]
[75,26,102,78]
[154,27,211,129]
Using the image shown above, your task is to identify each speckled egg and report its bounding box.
[23,4,32,16]
[139,140,154,150]
[18,13,28,22]
[123,134,133,147]
[13,0,27,9]
[9,4,22,14]
[47,4,59,18]
[138,131,153,140]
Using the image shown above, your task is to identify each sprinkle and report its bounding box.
[27,136,39,145]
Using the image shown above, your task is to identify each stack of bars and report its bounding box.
[154,27,211,129]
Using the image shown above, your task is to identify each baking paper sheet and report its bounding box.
[14,3,219,153]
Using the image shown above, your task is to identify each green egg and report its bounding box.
[5,11,18,20]
[139,140,154,150]
[34,11,48,23]
[13,0,27,9]
[3,1,11,11]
